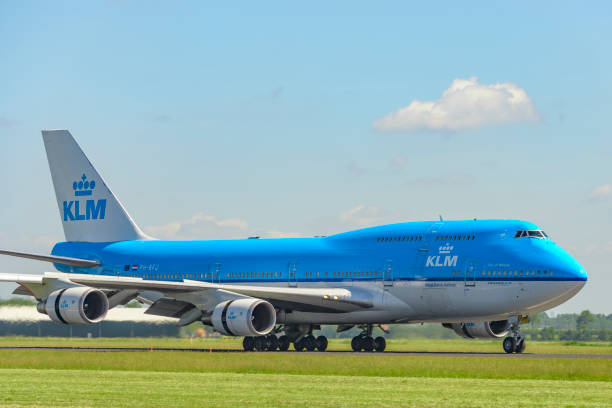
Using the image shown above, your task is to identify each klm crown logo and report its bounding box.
[73,174,96,196]
[63,173,106,222]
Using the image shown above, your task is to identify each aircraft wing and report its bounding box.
[0,272,373,313]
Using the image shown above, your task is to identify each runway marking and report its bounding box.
[0,346,609,359]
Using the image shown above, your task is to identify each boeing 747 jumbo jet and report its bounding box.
[0,131,587,353]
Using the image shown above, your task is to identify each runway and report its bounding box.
[0,346,609,359]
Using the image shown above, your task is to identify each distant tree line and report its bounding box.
[0,298,178,338]
[521,310,612,341]
[316,310,612,341]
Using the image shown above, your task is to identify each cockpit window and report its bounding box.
[515,230,548,239]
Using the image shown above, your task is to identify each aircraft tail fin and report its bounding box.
[42,130,150,242]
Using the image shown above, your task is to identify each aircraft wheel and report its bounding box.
[243,336,255,351]
[254,336,266,351]
[304,335,316,351]
[362,336,375,352]
[516,338,526,354]
[294,338,305,352]
[503,337,516,354]
[374,336,386,352]
[266,335,279,351]
[316,335,328,352]
[278,335,290,351]
[351,336,362,352]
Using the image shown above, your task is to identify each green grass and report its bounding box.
[0,349,610,381]
[1,368,610,408]
[0,337,609,407]
[1,336,611,354]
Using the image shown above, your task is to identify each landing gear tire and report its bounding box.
[304,335,316,351]
[516,338,526,354]
[316,335,328,352]
[351,336,362,352]
[266,335,279,351]
[362,336,375,352]
[254,336,266,352]
[294,338,305,352]
[503,336,516,354]
[374,336,386,352]
[278,335,290,351]
[243,336,255,351]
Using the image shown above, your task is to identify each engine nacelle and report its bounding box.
[212,298,276,336]
[442,320,510,339]
[38,287,109,324]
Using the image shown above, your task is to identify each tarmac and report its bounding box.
[0,346,609,358]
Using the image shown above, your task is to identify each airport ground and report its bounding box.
[0,337,610,407]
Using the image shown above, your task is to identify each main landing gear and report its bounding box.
[503,318,526,354]
[351,325,386,352]
[242,324,388,352]
[242,325,327,352]
[242,334,290,352]
[294,334,328,352]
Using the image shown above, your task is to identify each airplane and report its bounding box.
[0,130,587,353]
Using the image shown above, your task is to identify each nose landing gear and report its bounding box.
[503,318,526,354]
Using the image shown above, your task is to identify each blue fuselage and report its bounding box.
[51,219,586,286]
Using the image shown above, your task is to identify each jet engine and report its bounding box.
[37,287,109,324]
[442,320,510,339]
[211,298,276,336]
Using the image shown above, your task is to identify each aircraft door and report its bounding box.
[211,262,222,283]
[464,260,476,287]
[383,260,393,287]
[288,262,298,287]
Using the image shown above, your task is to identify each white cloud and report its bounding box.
[373,77,539,132]
[340,205,384,227]
[145,212,249,240]
[588,184,612,201]
[263,230,303,238]
[145,212,301,240]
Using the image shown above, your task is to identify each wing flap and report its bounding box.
[144,298,195,318]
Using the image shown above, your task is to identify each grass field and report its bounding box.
[1,369,610,408]
[0,338,610,407]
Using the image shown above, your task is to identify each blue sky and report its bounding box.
[1,1,611,313]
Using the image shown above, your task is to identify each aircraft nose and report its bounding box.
[556,250,587,284]
[570,264,587,282]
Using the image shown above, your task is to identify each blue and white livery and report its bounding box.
[0,130,587,353]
